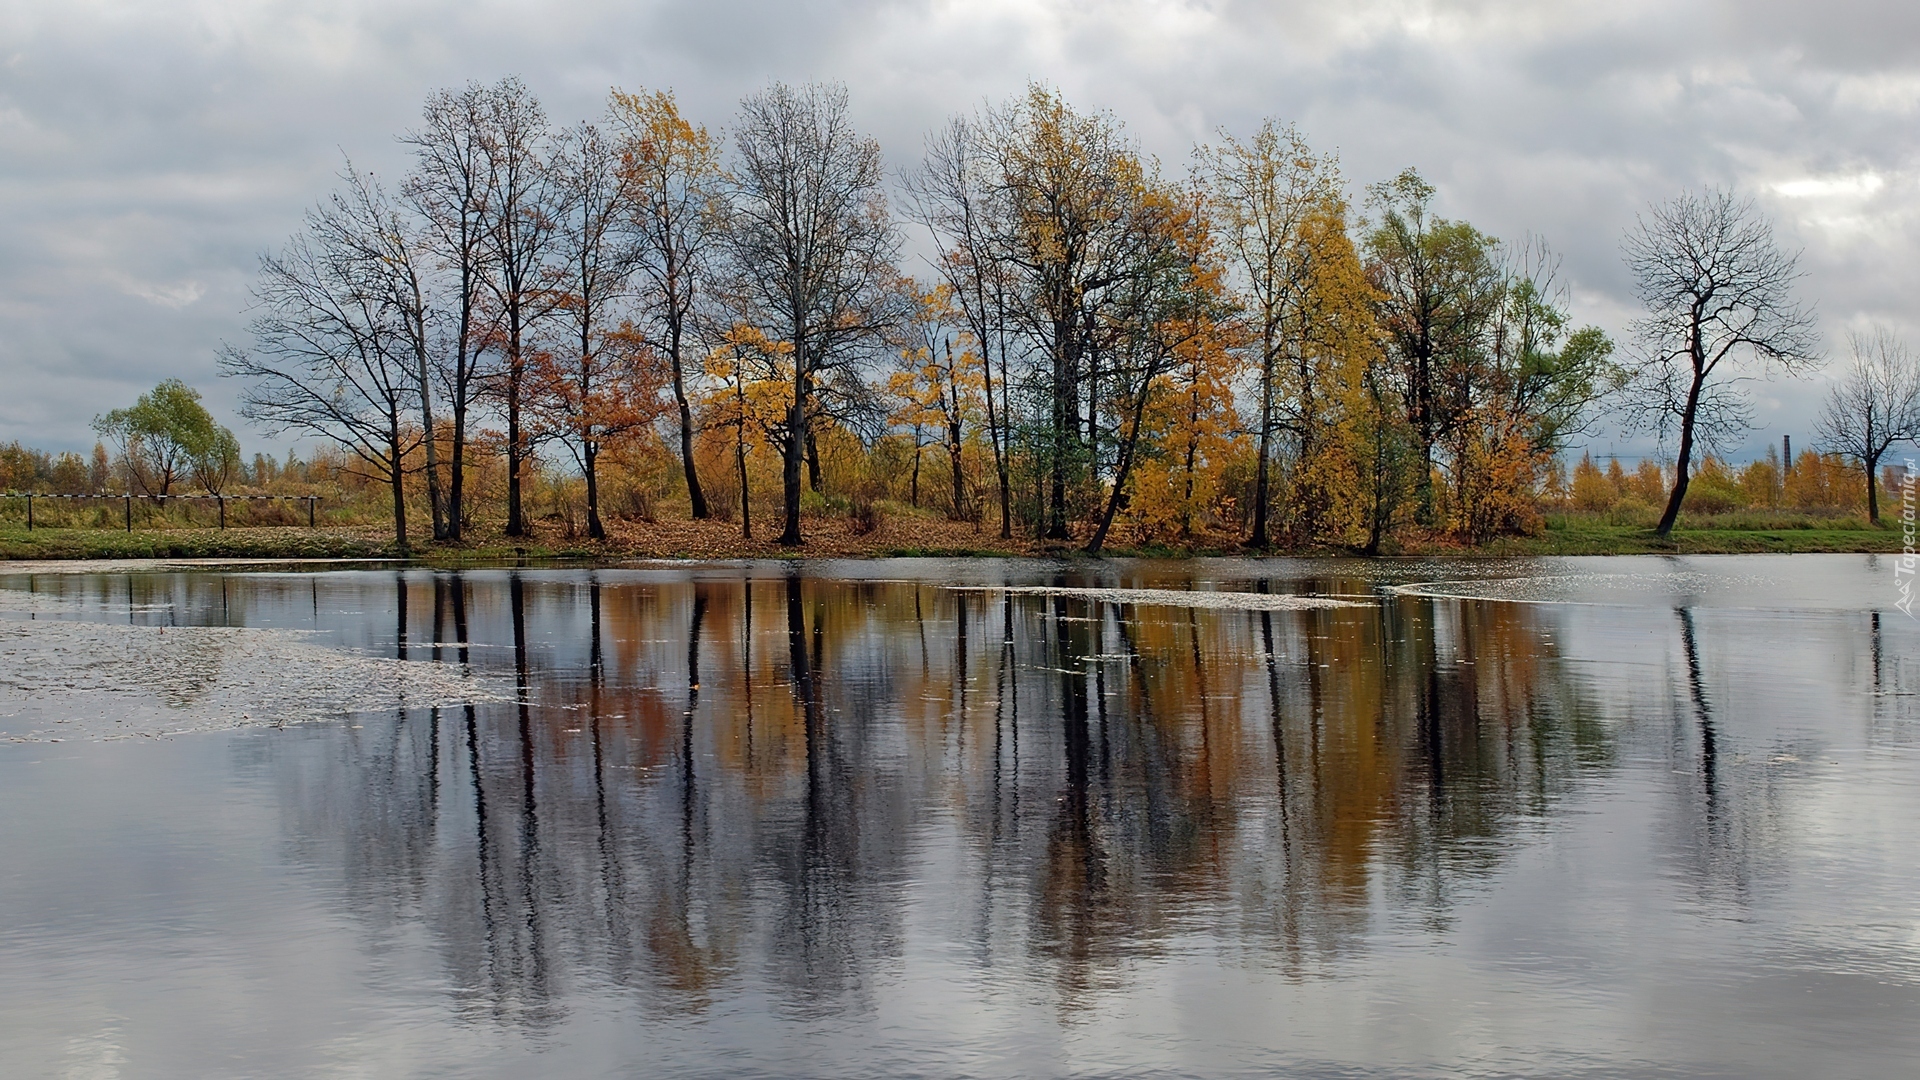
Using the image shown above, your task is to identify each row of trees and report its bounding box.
[214,77,1905,549]
[4,379,252,504]
[1567,448,1893,518]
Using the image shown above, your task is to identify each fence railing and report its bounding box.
[1,492,320,531]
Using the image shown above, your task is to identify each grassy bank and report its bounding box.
[2,509,1905,565]
[0,526,403,562]
[1429,515,1904,556]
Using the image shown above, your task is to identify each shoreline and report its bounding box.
[0,517,1903,568]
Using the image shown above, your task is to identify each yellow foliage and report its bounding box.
[1281,196,1381,543]
[1570,452,1615,512]
[1785,451,1859,512]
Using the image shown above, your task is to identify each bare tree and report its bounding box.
[723,82,899,546]
[610,88,726,520]
[1621,188,1819,536]
[222,188,425,551]
[1816,327,1920,524]
[404,82,496,540]
[904,117,1018,537]
[333,163,446,539]
[533,120,649,540]
[476,78,557,538]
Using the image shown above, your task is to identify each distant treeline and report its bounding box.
[2,436,368,499]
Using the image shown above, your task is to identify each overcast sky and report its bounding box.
[3,0,1916,462]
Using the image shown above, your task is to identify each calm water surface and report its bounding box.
[1,555,1916,1079]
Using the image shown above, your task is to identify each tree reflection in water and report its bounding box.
[249,566,1637,1027]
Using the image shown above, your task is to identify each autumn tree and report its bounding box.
[886,282,981,519]
[1441,242,1618,540]
[1280,195,1385,542]
[1816,327,1920,524]
[1125,194,1243,541]
[1326,335,1418,554]
[703,324,791,539]
[1086,188,1228,554]
[611,88,727,520]
[1621,188,1819,536]
[723,82,899,545]
[982,86,1167,541]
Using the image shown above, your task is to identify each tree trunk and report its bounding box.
[670,313,708,518]
[944,340,968,522]
[983,336,1013,539]
[584,441,604,540]
[1656,367,1706,537]
[780,334,806,546]
[1048,331,1072,541]
[736,423,752,540]
[1086,316,1100,487]
[506,315,526,536]
[1087,372,1161,555]
[805,427,823,493]
[388,428,410,554]
[1411,343,1435,528]
[415,335,445,541]
[1087,419,1143,554]
[1866,451,1882,524]
[1250,337,1274,549]
[950,422,966,521]
[446,250,476,542]
[449,396,467,540]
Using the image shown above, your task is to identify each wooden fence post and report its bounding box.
[24,493,31,531]
[125,495,132,532]
[218,495,226,530]
[308,496,316,528]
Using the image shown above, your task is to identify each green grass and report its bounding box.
[3,511,1907,565]
[1457,515,1905,556]
[0,526,402,562]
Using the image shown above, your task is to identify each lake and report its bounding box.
[1,555,1915,1078]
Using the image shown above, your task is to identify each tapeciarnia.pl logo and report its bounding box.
[1898,458,1918,618]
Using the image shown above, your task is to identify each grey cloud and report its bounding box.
[3,0,1914,462]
